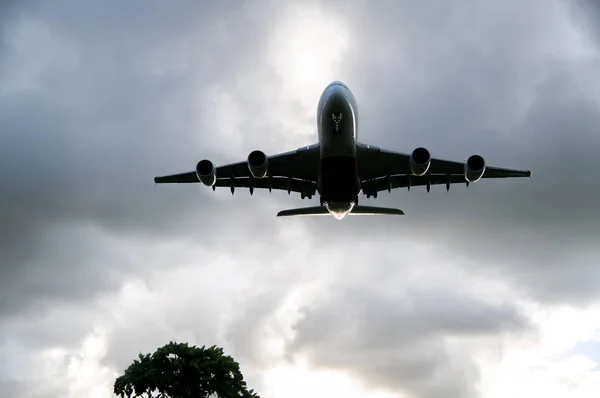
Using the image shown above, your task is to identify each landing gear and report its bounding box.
[319,194,358,206]
[301,193,313,200]
[365,192,377,199]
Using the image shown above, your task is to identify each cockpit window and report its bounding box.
[328,80,348,89]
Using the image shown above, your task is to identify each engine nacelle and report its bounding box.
[464,154,486,183]
[247,150,268,179]
[409,147,431,176]
[196,159,216,186]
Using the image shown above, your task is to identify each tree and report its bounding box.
[114,341,260,398]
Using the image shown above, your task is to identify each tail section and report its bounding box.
[277,205,404,217]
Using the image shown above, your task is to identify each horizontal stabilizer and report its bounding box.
[276,205,404,217]
[277,206,331,217]
[350,205,404,215]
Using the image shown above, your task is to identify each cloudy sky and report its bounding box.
[1,1,600,397]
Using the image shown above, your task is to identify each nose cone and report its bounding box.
[325,81,350,101]
[328,85,346,100]
[326,201,355,220]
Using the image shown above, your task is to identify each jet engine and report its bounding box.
[464,154,486,183]
[196,159,216,186]
[247,150,268,179]
[409,147,431,176]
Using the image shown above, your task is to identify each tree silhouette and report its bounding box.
[114,341,259,398]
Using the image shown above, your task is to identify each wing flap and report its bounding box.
[154,171,198,184]
[362,174,467,194]
[214,177,316,195]
[153,172,316,195]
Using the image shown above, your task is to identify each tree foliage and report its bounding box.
[114,341,260,398]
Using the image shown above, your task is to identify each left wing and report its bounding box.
[356,143,531,195]
[154,144,320,196]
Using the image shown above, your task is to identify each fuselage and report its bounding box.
[316,81,360,219]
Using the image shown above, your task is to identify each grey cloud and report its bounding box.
[98,220,319,364]
[0,0,289,319]
[0,224,121,317]
[570,0,600,45]
[286,279,529,398]
[3,0,598,321]
[292,288,528,348]
[224,286,289,366]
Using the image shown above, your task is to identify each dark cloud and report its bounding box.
[569,0,600,46]
[1,1,600,397]
[0,0,289,318]
[4,0,598,319]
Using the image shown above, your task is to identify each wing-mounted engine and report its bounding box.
[409,147,431,176]
[464,154,486,182]
[247,150,268,179]
[196,159,216,186]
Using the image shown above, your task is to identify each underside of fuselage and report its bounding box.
[316,81,361,219]
[318,156,360,218]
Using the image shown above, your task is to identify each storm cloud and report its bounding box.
[1,1,600,397]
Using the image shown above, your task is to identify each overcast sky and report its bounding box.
[1,1,600,397]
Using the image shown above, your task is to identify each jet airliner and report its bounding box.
[154,81,531,219]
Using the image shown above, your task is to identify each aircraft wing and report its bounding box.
[356,143,530,194]
[154,143,320,195]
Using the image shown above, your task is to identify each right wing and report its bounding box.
[154,143,320,195]
[356,143,531,195]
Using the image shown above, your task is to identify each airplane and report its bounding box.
[154,80,531,220]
